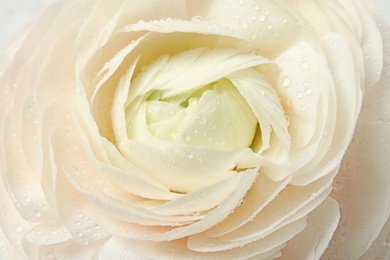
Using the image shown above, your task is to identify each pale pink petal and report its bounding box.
[323,1,390,258]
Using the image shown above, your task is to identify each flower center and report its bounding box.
[144,78,258,150]
[118,47,288,154]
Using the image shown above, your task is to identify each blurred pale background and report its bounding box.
[0,0,390,57]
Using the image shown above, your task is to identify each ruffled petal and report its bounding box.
[281,197,340,259]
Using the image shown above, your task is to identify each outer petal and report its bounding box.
[280,197,340,259]
[323,6,390,259]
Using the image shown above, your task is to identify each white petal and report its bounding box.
[353,0,384,87]
[190,183,332,252]
[119,139,261,193]
[126,48,270,104]
[280,197,340,259]
[150,174,241,215]
[2,112,52,222]
[323,10,390,259]
[111,57,139,144]
[206,173,291,237]
[291,32,362,185]
[50,127,200,225]
[0,226,20,259]
[205,0,319,57]
[119,18,244,40]
[227,68,290,153]
[211,168,336,243]
[96,234,286,260]
[128,168,256,241]
[24,223,72,245]
[76,0,188,83]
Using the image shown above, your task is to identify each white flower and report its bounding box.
[0,0,389,259]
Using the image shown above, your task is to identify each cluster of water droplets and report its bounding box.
[220,0,296,41]
[68,212,105,246]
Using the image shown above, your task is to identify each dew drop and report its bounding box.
[188,98,197,106]
[15,226,23,233]
[191,16,204,22]
[254,4,259,10]
[34,209,41,217]
[258,14,266,22]
[282,76,292,87]
[258,89,265,95]
[300,62,309,71]
[304,88,312,96]
[296,92,303,99]
[184,150,194,159]
[182,133,191,141]
[196,114,207,125]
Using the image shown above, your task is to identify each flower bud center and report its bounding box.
[145,79,258,150]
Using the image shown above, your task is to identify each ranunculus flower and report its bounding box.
[0,0,389,259]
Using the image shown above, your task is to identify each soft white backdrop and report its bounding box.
[0,0,389,57]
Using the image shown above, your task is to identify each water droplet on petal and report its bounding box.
[282,76,292,87]
[15,226,23,233]
[258,14,266,22]
[185,150,194,159]
[304,88,312,96]
[188,98,197,106]
[191,16,204,22]
[196,114,207,125]
[300,62,309,71]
